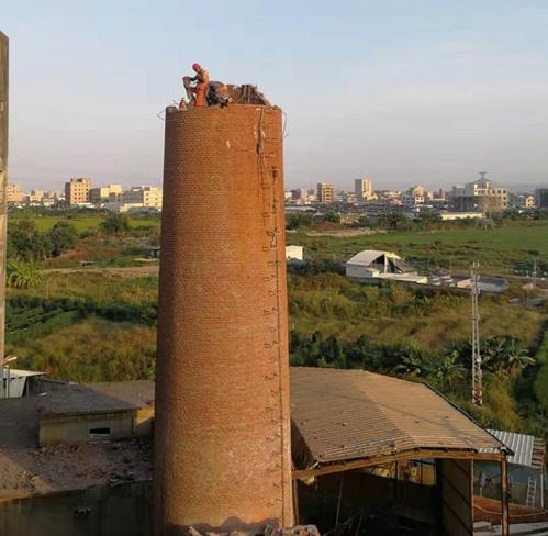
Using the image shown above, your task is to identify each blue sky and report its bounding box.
[3,0,548,191]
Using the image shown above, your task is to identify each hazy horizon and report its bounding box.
[3,1,548,192]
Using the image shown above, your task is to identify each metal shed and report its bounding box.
[291,367,510,536]
[485,429,546,509]
[345,249,423,282]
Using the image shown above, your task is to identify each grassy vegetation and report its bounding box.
[290,273,544,349]
[4,210,548,439]
[288,220,548,275]
[9,209,160,234]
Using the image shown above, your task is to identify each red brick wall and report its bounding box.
[154,105,293,535]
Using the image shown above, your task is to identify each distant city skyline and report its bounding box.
[9,176,544,195]
[4,1,548,190]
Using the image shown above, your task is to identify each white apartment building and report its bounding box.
[121,186,163,210]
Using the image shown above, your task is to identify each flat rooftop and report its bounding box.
[38,380,155,417]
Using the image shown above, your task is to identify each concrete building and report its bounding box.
[316,181,334,204]
[38,380,154,446]
[65,177,91,207]
[439,211,482,221]
[89,184,123,204]
[121,186,163,210]
[27,189,44,204]
[506,192,535,210]
[7,183,23,203]
[447,175,507,213]
[535,188,548,210]
[354,178,373,200]
[0,33,8,364]
[155,101,293,533]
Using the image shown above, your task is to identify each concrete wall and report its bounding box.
[155,104,293,534]
[0,33,9,364]
[39,410,152,446]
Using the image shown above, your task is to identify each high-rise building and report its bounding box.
[536,188,548,210]
[355,178,373,200]
[65,177,91,207]
[316,181,335,204]
[7,183,23,203]
[155,102,293,533]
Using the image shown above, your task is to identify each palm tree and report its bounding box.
[6,260,43,289]
[501,337,535,379]
[432,352,466,391]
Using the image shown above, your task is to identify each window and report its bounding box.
[89,426,111,438]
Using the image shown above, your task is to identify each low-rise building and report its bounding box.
[346,249,424,282]
[121,186,163,210]
[38,380,155,446]
[286,245,303,260]
[90,184,123,204]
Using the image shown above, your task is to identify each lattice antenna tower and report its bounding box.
[470,262,483,405]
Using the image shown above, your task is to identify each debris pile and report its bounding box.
[225,84,270,105]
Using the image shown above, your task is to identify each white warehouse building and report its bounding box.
[346,249,426,283]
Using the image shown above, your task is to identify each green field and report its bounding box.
[9,212,160,234]
[5,213,548,437]
[288,220,548,275]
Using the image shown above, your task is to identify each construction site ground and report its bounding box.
[0,398,153,501]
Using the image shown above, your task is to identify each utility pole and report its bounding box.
[471,262,482,405]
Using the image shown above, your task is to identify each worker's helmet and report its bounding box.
[192,63,201,72]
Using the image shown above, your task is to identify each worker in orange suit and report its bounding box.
[187,63,210,108]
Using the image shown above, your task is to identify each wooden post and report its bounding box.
[501,457,509,536]
[292,479,300,525]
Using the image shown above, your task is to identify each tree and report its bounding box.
[431,352,466,391]
[391,343,432,377]
[6,260,43,289]
[482,336,533,379]
[99,214,131,235]
[48,221,78,256]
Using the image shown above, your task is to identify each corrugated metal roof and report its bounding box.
[291,368,506,467]
[486,429,545,469]
[346,249,402,266]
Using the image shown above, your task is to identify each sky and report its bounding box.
[3,0,548,192]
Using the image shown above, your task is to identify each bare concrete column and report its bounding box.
[0,33,9,366]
